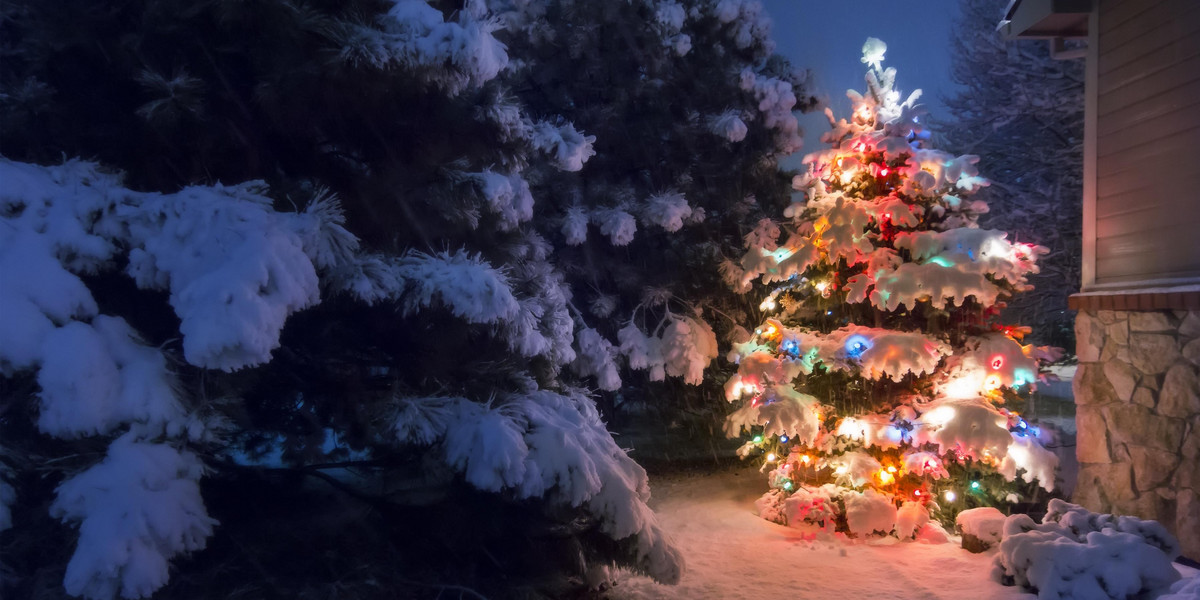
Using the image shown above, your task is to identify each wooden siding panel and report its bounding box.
[1097,10,1200,77]
[1097,53,1200,117]
[1099,0,1196,64]
[1094,0,1200,287]
[1097,92,1200,140]
[1097,200,1200,238]
[1097,99,1200,158]
[1099,30,1200,96]
[1101,0,1166,34]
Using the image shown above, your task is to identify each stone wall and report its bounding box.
[1073,309,1200,560]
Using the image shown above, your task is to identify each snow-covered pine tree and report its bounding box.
[0,1,735,597]
[490,0,817,426]
[942,0,1083,349]
[725,39,1063,538]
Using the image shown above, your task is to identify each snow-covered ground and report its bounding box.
[606,466,1198,600]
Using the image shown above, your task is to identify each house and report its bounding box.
[1001,0,1200,560]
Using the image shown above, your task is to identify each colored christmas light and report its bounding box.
[944,490,957,502]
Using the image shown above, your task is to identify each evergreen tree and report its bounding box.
[726,39,1062,537]
[941,0,1084,349]
[492,0,817,428]
[0,0,814,597]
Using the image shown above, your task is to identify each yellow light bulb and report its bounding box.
[886,466,898,473]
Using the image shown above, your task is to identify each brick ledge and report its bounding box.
[1068,289,1200,311]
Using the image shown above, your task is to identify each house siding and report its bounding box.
[1094,0,1200,286]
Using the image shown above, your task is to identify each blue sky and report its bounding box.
[760,0,961,160]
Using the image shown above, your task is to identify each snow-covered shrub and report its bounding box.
[993,499,1181,599]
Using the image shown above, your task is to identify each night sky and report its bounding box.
[761,0,961,161]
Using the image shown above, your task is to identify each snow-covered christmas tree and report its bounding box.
[723,38,1063,537]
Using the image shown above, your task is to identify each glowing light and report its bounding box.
[882,212,891,221]
[772,247,795,263]
[990,355,1004,370]
[1012,368,1035,388]
[879,167,890,177]
[753,435,763,444]
[800,454,812,464]
[984,374,1003,391]
[814,281,829,293]
[944,490,957,502]
[886,466,898,474]
[928,256,955,268]
[942,376,980,399]
[783,481,794,491]
[921,405,956,426]
[759,298,777,311]
[878,470,895,485]
[779,435,790,444]
[845,334,872,358]
[766,453,777,463]
[970,481,981,491]
[835,465,848,475]
[913,490,922,497]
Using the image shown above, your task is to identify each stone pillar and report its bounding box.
[1073,309,1200,560]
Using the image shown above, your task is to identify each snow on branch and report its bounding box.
[123,182,321,372]
[36,316,186,439]
[530,120,597,172]
[617,316,718,385]
[338,0,508,95]
[51,436,217,600]
[394,249,521,324]
[390,390,684,583]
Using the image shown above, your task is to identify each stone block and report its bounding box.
[1073,363,1118,406]
[1106,321,1130,346]
[1177,490,1200,562]
[1104,360,1138,402]
[1183,425,1200,460]
[1075,405,1111,463]
[1073,463,1134,512]
[1184,337,1200,366]
[1175,451,1200,489]
[1128,446,1179,491]
[1129,333,1182,375]
[1180,311,1200,338]
[1098,310,1119,325]
[1158,364,1200,419]
[1131,387,1157,409]
[1102,403,1185,453]
[1141,374,1161,391]
[1076,312,1105,362]
[1130,311,1175,332]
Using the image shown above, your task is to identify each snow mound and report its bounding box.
[956,507,1005,544]
[993,499,1181,599]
